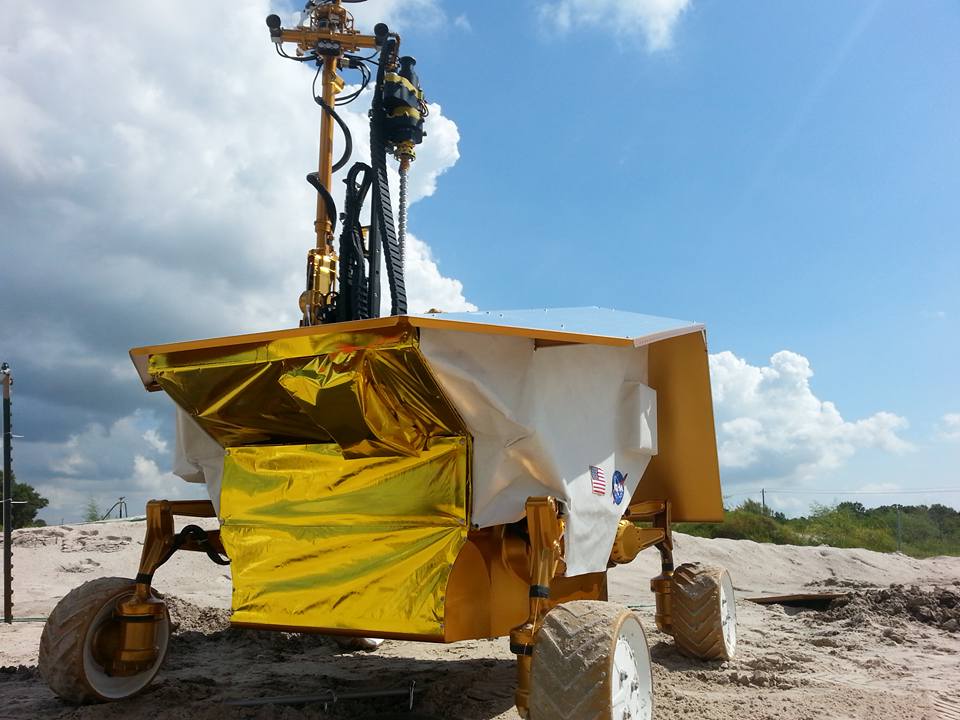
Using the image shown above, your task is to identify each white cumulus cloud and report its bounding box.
[404,233,476,313]
[709,350,912,486]
[348,0,447,31]
[20,411,189,519]
[938,413,960,441]
[538,0,691,50]
[0,0,471,521]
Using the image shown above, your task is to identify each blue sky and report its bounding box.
[406,0,959,415]
[385,0,960,505]
[2,0,958,520]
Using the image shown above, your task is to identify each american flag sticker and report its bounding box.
[589,465,606,495]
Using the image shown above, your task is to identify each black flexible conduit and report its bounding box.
[314,95,353,173]
[336,162,373,321]
[303,67,354,239]
[369,35,407,316]
[305,172,338,236]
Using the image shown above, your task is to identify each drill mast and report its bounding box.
[266,0,427,325]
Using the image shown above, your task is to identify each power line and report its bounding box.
[725,488,960,497]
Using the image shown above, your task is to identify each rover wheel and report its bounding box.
[39,577,170,704]
[671,563,737,660]
[529,600,653,720]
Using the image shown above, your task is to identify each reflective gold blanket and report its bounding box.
[150,326,470,636]
[221,439,468,636]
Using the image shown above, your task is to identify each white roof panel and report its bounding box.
[414,307,704,347]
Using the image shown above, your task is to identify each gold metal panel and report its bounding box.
[638,331,724,522]
[220,438,469,637]
[147,326,463,451]
[442,528,607,642]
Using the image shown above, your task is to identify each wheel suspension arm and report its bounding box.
[628,499,675,634]
[103,500,225,677]
[132,500,227,599]
[510,497,564,719]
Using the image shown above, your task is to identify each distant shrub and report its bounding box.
[675,499,960,558]
[677,502,804,545]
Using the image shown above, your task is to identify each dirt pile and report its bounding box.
[824,584,960,632]
[164,596,232,634]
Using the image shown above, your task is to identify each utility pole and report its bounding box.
[2,362,13,623]
[761,488,766,516]
[896,504,902,553]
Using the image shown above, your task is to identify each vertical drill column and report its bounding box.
[314,54,340,247]
[2,364,13,623]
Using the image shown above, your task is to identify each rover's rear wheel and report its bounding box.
[529,600,653,720]
[39,577,170,704]
[671,563,737,660]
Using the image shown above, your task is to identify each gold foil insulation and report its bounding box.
[148,327,469,636]
[149,327,463,452]
[222,439,467,636]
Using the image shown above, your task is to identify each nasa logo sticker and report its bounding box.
[611,470,626,505]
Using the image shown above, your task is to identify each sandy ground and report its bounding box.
[2,520,959,720]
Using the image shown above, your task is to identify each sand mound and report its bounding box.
[2,521,960,719]
[10,525,133,553]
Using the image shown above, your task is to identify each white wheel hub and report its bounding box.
[82,594,170,699]
[610,615,653,720]
[719,571,737,657]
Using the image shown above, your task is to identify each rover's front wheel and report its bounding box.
[39,577,170,703]
[529,600,653,720]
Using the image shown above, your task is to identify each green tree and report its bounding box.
[929,504,957,541]
[837,501,867,516]
[739,499,765,515]
[0,471,49,529]
[83,497,102,523]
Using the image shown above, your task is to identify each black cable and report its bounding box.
[345,48,382,63]
[317,97,352,171]
[305,172,338,236]
[275,44,317,63]
[311,64,353,172]
[311,61,323,101]
[336,61,370,105]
